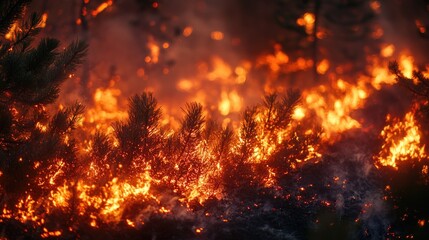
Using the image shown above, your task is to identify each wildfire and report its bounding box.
[377,111,426,169]
[4,1,429,238]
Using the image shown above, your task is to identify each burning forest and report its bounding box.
[1,0,429,239]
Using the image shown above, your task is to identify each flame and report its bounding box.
[300,78,367,140]
[293,53,420,141]
[84,80,128,135]
[377,111,426,169]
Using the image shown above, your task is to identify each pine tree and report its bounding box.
[379,62,429,238]
[114,93,163,174]
[0,0,87,206]
[275,0,378,79]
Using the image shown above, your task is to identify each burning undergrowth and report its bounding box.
[2,0,429,239]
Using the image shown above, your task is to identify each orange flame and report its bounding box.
[377,111,426,169]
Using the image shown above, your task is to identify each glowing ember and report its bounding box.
[183,26,193,37]
[92,0,114,17]
[297,12,315,35]
[210,31,224,40]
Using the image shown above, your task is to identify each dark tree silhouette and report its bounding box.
[0,0,87,206]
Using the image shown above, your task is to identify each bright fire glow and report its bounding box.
[377,111,426,169]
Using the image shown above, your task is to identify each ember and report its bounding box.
[1,0,429,239]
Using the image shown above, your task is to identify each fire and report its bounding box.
[291,53,421,141]
[4,2,429,238]
[84,80,128,135]
[300,78,367,140]
[377,111,426,169]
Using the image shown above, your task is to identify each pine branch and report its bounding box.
[171,103,205,185]
[278,90,300,126]
[10,13,42,51]
[128,92,161,132]
[114,93,163,174]
[0,0,31,35]
[177,102,204,157]
[27,38,60,74]
[238,107,258,162]
[389,61,429,99]
[91,131,112,161]
[216,126,233,161]
[50,103,84,134]
[46,40,88,85]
